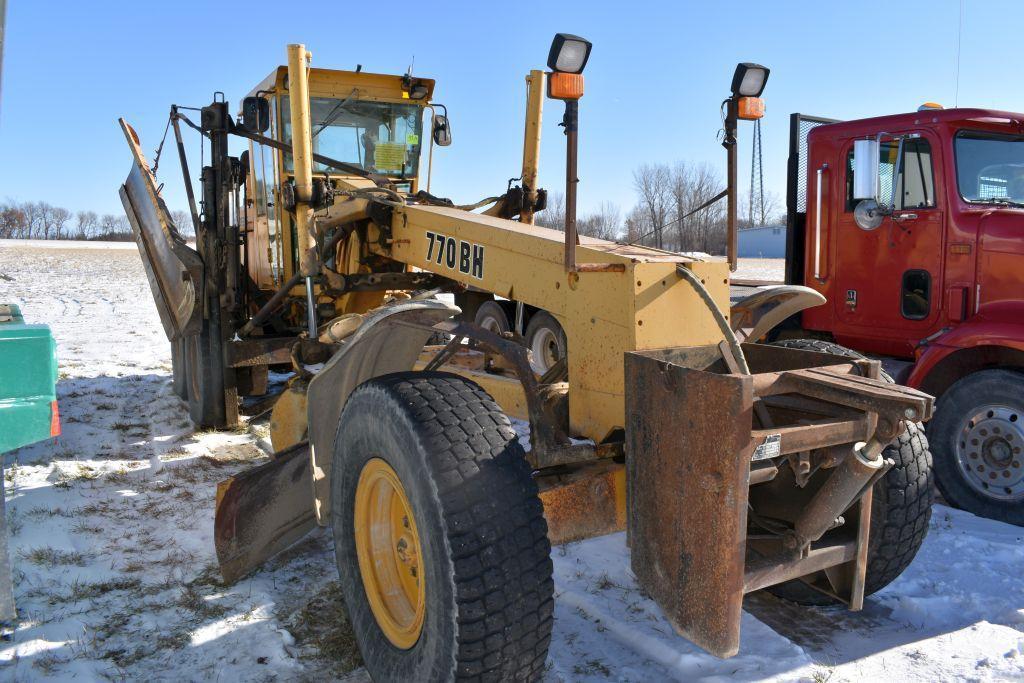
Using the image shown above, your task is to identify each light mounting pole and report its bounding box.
[723,63,769,271]
[546,33,592,273]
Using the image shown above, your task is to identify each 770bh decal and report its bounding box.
[425,231,485,280]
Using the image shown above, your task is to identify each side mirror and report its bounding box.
[242,96,271,133]
[852,139,880,201]
[432,115,452,147]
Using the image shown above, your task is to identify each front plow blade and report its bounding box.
[625,349,753,658]
[118,119,203,341]
[624,343,933,658]
[214,443,317,583]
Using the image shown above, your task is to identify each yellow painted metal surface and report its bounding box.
[353,458,425,649]
[269,381,309,452]
[286,44,317,277]
[520,70,545,225]
[387,204,728,441]
[246,66,435,105]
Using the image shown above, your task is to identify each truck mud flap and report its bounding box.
[118,119,203,341]
[214,442,317,583]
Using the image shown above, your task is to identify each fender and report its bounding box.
[729,285,826,343]
[906,320,1024,392]
[307,300,460,524]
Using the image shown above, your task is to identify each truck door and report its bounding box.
[832,132,944,356]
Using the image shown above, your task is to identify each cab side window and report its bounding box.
[846,138,936,211]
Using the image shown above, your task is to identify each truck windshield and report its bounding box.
[282,96,424,178]
[955,130,1024,205]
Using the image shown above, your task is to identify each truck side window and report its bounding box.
[901,269,931,320]
[846,138,936,211]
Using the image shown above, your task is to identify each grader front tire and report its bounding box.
[331,372,553,682]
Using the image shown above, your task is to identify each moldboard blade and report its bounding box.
[214,442,317,583]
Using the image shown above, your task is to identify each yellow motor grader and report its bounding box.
[119,36,935,680]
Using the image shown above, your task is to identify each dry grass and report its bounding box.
[67,577,143,602]
[175,585,228,621]
[286,581,362,673]
[20,546,91,567]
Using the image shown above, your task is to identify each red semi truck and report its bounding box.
[779,107,1024,525]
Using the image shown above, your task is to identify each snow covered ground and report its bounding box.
[0,242,1021,682]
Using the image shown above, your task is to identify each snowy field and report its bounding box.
[0,242,1022,682]
[732,258,784,283]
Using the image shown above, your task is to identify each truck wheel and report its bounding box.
[525,311,567,375]
[170,337,188,401]
[331,372,554,682]
[473,300,511,334]
[928,369,1024,526]
[767,339,934,605]
[185,319,227,428]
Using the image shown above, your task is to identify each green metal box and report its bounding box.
[0,304,59,453]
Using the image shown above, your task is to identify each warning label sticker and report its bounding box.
[374,142,406,171]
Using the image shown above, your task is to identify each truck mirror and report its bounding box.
[432,115,452,147]
[852,139,880,201]
[853,199,883,231]
[242,96,271,133]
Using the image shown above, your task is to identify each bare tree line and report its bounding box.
[534,193,623,242]
[536,161,782,255]
[0,200,192,241]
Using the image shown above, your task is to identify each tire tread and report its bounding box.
[347,372,553,681]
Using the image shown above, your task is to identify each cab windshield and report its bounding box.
[955,130,1024,206]
[282,96,424,178]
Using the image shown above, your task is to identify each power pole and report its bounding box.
[748,118,765,227]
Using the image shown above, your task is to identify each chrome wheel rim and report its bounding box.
[955,404,1024,502]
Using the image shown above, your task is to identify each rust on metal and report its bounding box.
[573,263,627,273]
[743,540,857,593]
[625,348,753,659]
[227,336,297,368]
[623,341,936,658]
[214,442,317,583]
[537,463,626,545]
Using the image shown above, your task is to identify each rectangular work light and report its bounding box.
[547,33,592,74]
[731,63,770,98]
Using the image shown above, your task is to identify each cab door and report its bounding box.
[832,131,945,356]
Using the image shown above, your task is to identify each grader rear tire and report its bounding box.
[473,300,511,334]
[767,339,934,605]
[331,372,554,681]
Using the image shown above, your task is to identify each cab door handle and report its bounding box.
[893,213,918,222]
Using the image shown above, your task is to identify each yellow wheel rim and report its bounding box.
[353,458,425,649]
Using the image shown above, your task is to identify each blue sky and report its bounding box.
[2,0,1021,221]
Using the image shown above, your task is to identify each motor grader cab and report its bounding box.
[120,37,936,678]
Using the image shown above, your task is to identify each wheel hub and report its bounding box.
[955,405,1024,502]
[353,458,425,649]
[530,327,560,374]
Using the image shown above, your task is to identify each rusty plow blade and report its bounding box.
[624,343,932,658]
[214,442,317,583]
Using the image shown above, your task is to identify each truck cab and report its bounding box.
[787,108,1024,525]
